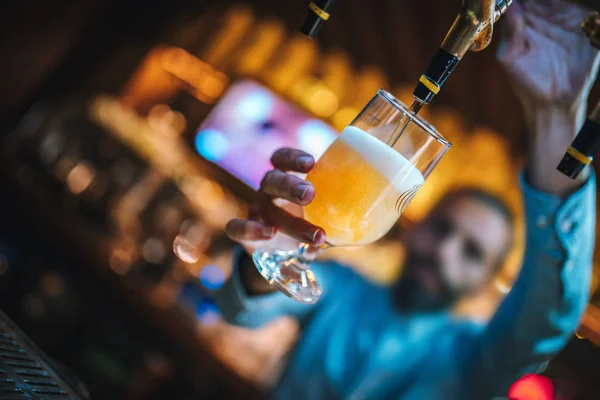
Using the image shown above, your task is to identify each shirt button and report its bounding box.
[561,221,574,233]
[536,215,549,229]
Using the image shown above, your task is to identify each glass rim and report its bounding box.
[377,89,452,149]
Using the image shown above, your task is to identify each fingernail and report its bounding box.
[262,226,275,237]
[295,184,310,200]
[297,156,313,171]
[310,229,326,246]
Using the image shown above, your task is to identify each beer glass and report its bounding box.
[253,90,451,304]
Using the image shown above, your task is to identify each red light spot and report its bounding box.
[508,374,554,400]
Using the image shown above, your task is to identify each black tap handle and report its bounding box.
[300,0,338,38]
[557,118,600,179]
[413,48,461,104]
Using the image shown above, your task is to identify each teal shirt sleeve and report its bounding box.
[463,171,596,399]
[215,248,353,329]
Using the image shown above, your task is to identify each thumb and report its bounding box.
[497,0,527,67]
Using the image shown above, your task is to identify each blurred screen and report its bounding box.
[192,80,339,190]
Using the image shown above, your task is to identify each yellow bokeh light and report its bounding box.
[66,162,95,195]
[332,107,358,131]
[308,88,339,118]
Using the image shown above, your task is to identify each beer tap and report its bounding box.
[300,1,338,39]
[299,0,512,114]
[557,11,600,179]
[412,0,513,112]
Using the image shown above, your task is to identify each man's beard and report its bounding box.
[392,253,460,313]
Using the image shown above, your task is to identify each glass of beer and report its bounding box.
[253,90,451,304]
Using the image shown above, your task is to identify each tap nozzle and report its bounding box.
[413,0,512,105]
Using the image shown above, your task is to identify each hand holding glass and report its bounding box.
[253,90,451,304]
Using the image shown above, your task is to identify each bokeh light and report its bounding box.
[200,264,225,290]
[196,300,221,326]
[200,75,226,98]
[142,238,166,264]
[195,128,230,162]
[173,235,201,264]
[307,87,338,118]
[236,89,273,123]
[508,374,553,400]
[196,179,225,211]
[66,162,95,195]
[332,107,358,131]
[297,120,336,159]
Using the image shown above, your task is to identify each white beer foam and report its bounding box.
[338,126,424,190]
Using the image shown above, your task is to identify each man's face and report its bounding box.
[395,195,512,311]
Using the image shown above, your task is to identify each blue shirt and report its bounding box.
[215,173,596,399]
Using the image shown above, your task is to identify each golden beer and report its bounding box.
[304,126,424,246]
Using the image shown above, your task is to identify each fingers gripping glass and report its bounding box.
[253,90,451,304]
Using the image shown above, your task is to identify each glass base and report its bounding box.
[252,248,322,304]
